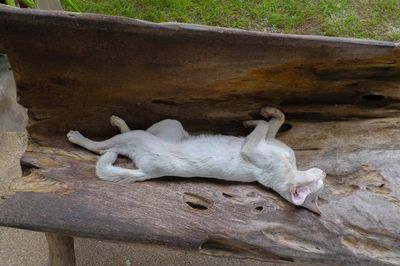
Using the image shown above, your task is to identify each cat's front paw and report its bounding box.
[260,106,284,119]
[67,130,84,144]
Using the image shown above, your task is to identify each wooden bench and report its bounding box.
[1,5,400,266]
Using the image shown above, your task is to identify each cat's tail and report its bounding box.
[96,151,118,171]
[96,151,148,182]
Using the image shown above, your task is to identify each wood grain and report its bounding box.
[1,117,399,265]
[0,6,399,138]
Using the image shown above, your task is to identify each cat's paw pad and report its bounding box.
[67,130,84,144]
[110,115,124,127]
[260,107,284,119]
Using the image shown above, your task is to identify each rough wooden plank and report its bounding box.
[1,117,400,265]
[0,6,399,138]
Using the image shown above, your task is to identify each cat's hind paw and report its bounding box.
[260,106,284,119]
[110,115,124,127]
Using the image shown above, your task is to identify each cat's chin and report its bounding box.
[302,199,321,215]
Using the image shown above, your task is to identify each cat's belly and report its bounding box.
[149,155,258,182]
[133,136,259,182]
[177,154,258,181]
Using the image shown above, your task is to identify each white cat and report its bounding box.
[67,107,325,214]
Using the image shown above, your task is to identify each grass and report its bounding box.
[60,0,400,41]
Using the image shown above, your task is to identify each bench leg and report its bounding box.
[45,233,76,266]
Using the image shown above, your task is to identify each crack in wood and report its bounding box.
[10,169,70,194]
[199,236,294,262]
[183,192,213,210]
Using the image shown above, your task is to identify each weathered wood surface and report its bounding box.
[0,118,399,265]
[0,5,400,265]
[0,6,399,138]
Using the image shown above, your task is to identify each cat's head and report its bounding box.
[287,168,326,215]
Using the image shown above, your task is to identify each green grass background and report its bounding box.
[61,0,400,41]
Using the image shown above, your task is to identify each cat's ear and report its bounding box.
[289,185,311,205]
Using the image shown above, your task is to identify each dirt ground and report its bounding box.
[1,227,270,266]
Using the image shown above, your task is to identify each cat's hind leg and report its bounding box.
[242,120,270,150]
[67,130,114,154]
[147,119,189,142]
[96,151,149,182]
[110,115,131,133]
[109,116,189,142]
[241,120,270,164]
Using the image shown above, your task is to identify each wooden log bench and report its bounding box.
[0,5,400,265]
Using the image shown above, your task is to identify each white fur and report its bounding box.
[67,108,326,213]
